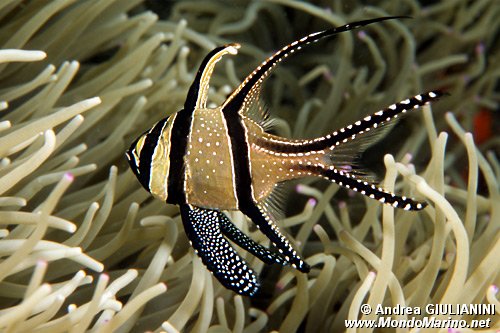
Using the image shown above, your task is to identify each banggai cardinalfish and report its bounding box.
[126,16,443,296]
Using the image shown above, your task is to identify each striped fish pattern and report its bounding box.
[126,17,443,296]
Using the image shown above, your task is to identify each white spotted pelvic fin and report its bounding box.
[180,205,260,296]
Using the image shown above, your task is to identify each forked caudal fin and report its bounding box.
[250,91,445,210]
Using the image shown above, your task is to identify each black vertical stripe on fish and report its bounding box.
[222,111,254,203]
[256,91,445,154]
[137,117,169,191]
[223,108,309,272]
[218,211,287,265]
[180,204,260,296]
[222,16,407,114]
[166,110,191,204]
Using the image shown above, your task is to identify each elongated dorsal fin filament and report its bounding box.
[221,16,407,115]
[185,43,240,110]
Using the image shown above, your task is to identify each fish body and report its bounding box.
[126,17,443,296]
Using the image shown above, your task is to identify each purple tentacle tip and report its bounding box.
[476,42,484,54]
[64,172,74,181]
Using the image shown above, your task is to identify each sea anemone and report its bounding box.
[0,0,498,332]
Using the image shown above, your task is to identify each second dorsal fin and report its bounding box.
[221,16,407,116]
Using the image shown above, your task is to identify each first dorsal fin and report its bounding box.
[221,16,407,115]
[166,45,240,205]
[185,43,240,111]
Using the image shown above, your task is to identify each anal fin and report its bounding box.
[219,212,287,266]
[240,203,310,273]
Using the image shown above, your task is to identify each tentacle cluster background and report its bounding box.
[0,0,498,332]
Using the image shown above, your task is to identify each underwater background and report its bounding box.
[0,0,498,331]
